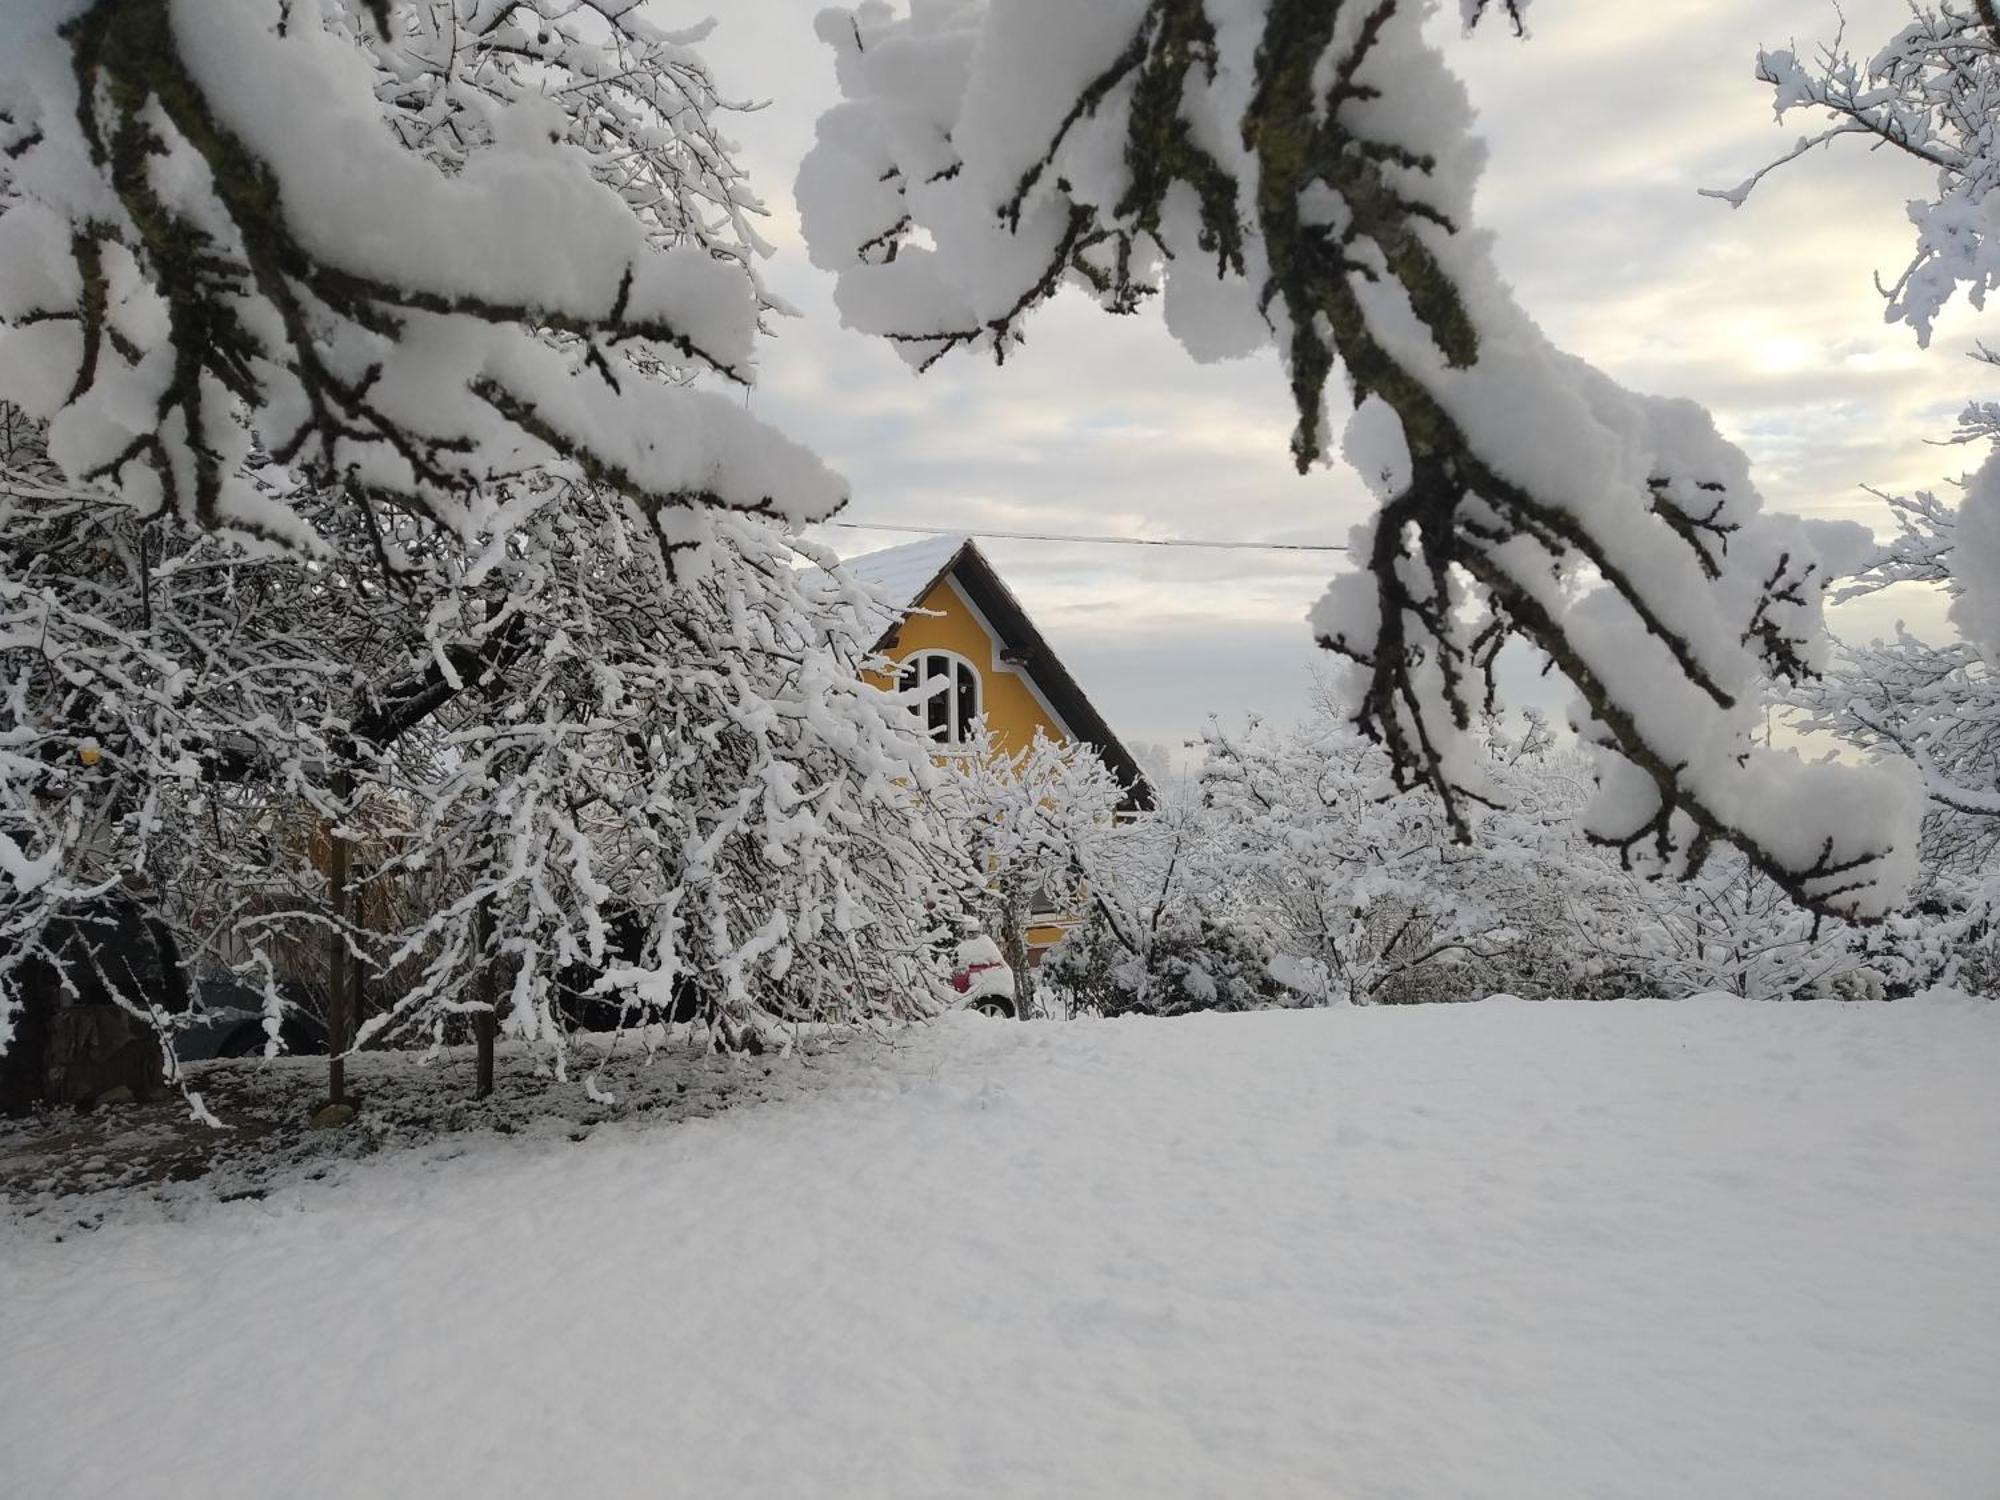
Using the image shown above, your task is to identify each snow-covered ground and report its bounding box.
[4,998,1996,1498]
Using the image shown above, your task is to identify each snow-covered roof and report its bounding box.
[842,533,969,607]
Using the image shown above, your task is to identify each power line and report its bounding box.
[822,520,1347,553]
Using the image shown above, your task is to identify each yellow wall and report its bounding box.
[865,576,1067,757]
[867,574,1074,955]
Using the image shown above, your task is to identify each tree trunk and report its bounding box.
[473,898,496,1099]
[996,879,1033,1020]
[325,766,353,1107]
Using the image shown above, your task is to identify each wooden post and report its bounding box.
[473,898,496,1100]
[325,765,353,1107]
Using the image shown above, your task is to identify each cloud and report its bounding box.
[663,0,1980,744]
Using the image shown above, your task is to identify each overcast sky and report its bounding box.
[657,1,1982,753]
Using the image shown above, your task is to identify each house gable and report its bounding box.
[849,535,1155,811]
[884,574,1071,754]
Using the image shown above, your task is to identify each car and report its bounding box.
[951,933,1017,1018]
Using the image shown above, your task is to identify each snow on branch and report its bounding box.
[797,0,1919,918]
[0,0,843,547]
[1710,7,2000,839]
[1708,3,2000,345]
[1459,0,1529,38]
[1794,447,2000,830]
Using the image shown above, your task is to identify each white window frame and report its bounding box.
[898,649,982,747]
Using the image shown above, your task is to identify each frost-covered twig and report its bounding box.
[1710,4,2000,345]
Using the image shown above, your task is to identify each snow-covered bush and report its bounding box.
[1110,690,1897,1007]
[1854,884,2000,997]
[360,493,979,1060]
[0,412,338,1099]
[1458,719,1886,1002]
[1045,898,1287,1019]
[1040,789,1287,1017]
[1198,705,1522,1005]
[0,431,981,1086]
[1038,907,1125,1018]
[1552,852,1877,1003]
[1097,914,1287,1018]
[930,726,1132,1018]
[798,0,1918,919]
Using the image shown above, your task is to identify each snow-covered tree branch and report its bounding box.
[0,0,842,548]
[798,0,1917,919]
[1708,2,2000,350]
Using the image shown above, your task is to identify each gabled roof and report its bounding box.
[845,534,1156,811]
[844,532,967,605]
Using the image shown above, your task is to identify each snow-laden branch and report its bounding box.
[1712,7,2000,845]
[1710,4,2000,345]
[0,0,843,547]
[797,0,1918,918]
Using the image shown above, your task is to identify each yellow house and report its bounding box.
[845,534,1154,957]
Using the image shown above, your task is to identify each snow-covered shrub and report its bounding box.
[1846,883,2000,999]
[1099,914,1287,1018]
[1198,705,1524,1005]
[1039,906,1126,1019]
[930,727,1134,1019]
[1038,786,1288,1016]
[1461,717,1887,1002]
[1551,852,1880,1003]
[360,492,981,1058]
[0,414,342,1096]
[0,414,979,1083]
[1168,690,1896,1006]
[1046,901,1286,1018]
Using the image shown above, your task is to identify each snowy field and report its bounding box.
[4,998,1996,1499]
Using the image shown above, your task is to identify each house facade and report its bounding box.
[844,534,1154,958]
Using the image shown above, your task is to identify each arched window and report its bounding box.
[897,650,980,746]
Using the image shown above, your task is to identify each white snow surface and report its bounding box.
[4,999,1997,1498]
[842,531,968,641]
[843,531,967,606]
